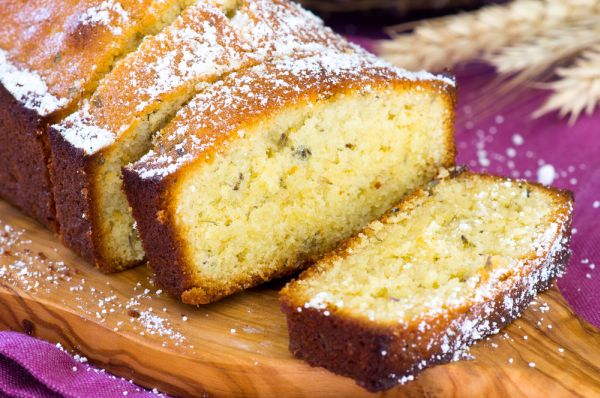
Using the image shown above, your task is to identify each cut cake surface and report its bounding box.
[280,170,573,391]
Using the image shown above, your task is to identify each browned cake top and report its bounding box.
[52,0,355,155]
[0,0,186,116]
[129,52,456,181]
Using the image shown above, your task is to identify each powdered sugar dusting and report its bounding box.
[0,218,188,349]
[53,102,117,154]
[232,0,454,88]
[0,223,75,291]
[132,51,454,179]
[113,4,249,117]
[420,210,570,380]
[77,0,130,36]
[0,49,68,116]
[53,3,249,155]
[537,164,556,185]
[303,292,334,310]
[231,0,348,60]
[55,0,452,165]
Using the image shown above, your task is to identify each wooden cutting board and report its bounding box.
[0,199,599,398]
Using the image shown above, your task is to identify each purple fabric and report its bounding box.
[0,40,598,398]
[0,332,163,397]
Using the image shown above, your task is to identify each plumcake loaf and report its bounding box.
[0,0,199,230]
[123,53,456,304]
[49,0,351,272]
[280,171,573,391]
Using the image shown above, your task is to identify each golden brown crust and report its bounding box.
[49,125,141,272]
[279,172,574,391]
[122,168,190,288]
[125,54,456,304]
[48,128,97,264]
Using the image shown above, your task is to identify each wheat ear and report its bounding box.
[376,0,600,71]
[533,46,600,124]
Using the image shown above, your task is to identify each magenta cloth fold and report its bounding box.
[0,331,164,397]
[0,49,599,398]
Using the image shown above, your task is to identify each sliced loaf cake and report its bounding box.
[280,170,573,391]
[123,52,456,304]
[49,0,351,272]
[0,0,198,230]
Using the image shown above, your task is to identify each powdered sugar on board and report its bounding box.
[0,49,68,116]
[0,219,188,349]
[0,214,279,356]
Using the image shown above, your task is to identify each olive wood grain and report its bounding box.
[0,199,599,397]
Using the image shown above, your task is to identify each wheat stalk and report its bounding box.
[486,19,600,75]
[376,0,600,123]
[377,0,600,71]
[483,18,600,94]
[533,46,600,124]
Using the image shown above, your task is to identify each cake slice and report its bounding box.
[48,0,352,272]
[123,52,456,304]
[0,0,199,230]
[280,170,573,391]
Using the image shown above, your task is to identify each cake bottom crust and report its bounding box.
[281,238,571,392]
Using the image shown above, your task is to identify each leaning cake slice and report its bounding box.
[123,52,456,304]
[280,170,573,391]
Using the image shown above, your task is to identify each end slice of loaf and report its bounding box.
[0,0,196,230]
[280,170,573,391]
[123,52,456,304]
